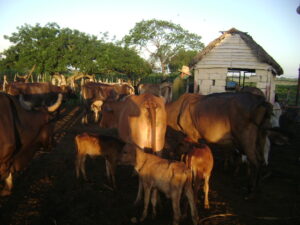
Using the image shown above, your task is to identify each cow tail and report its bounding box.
[253,101,273,166]
[7,95,22,152]
[184,166,193,193]
[146,102,157,153]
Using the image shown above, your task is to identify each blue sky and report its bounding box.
[0,0,299,77]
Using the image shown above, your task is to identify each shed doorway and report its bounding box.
[225,68,256,91]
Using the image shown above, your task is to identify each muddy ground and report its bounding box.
[0,106,300,225]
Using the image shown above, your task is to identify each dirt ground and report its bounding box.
[0,106,300,225]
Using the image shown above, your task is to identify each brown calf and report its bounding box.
[179,140,214,209]
[74,132,125,189]
[120,143,199,225]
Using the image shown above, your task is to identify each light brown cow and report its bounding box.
[74,132,125,189]
[166,92,273,195]
[99,93,167,154]
[178,139,214,209]
[120,143,199,225]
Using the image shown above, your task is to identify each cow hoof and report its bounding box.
[130,217,138,223]
[244,192,255,201]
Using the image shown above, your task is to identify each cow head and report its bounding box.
[19,93,63,150]
[19,93,63,113]
[91,100,103,122]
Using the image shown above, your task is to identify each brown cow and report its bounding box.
[138,82,172,103]
[6,82,75,107]
[166,92,272,195]
[74,132,125,189]
[178,139,214,209]
[0,92,62,196]
[81,82,134,123]
[81,82,118,124]
[119,143,199,225]
[99,93,167,154]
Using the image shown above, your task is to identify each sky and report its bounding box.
[0,0,299,78]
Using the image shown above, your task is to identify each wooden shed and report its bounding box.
[190,28,283,103]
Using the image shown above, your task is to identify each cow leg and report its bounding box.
[239,126,264,196]
[81,113,86,124]
[0,172,13,196]
[94,110,99,122]
[140,183,151,222]
[75,155,81,178]
[105,159,116,189]
[81,107,88,124]
[77,155,87,180]
[194,171,201,205]
[203,174,210,209]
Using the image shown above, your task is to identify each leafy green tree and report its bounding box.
[123,19,204,74]
[95,43,151,83]
[3,23,63,74]
[169,49,198,73]
[0,22,151,81]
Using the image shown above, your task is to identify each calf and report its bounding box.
[74,132,125,189]
[120,143,199,225]
[178,140,214,209]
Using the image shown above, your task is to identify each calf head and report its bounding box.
[99,102,118,128]
[119,144,137,166]
[38,122,55,151]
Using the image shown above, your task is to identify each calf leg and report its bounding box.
[151,189,158,218]
[0,172,13,196]
[171,190,182,225]
[185,183,199,225]
[203,174,210,209]
[134,177,143,205]
[140,184,151,222]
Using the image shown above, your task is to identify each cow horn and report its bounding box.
[19,95,32,110]
[47,93,63,112]
[17,74,28,79]
[51,74,62,85]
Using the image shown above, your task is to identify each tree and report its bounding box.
[168,49,198,73]
[0,23,151,81]
[123,19,204,74]
[94,43,152,82]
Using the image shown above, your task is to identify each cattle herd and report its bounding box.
[0,76,298,225]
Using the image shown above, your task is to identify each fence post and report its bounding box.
[296,66,300,106]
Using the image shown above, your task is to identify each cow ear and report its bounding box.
[104,106,113,112]
[19,95,32,110]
